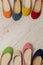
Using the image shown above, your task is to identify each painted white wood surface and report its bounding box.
[0,0,43,65]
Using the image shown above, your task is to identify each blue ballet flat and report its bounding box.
[31,49,43,65]
[12,0,22,21]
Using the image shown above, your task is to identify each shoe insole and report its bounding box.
[13,55,21,65]
[22,0,31,8]
[2,0,10,11]
[1,53,11,65]
[14,0,21,14]
[33,56,42,65]
[24,49,32,65]
[34,0,41,12]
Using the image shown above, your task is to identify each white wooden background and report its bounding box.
[0,0,43,65]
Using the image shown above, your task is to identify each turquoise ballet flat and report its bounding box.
[12,0,22,21]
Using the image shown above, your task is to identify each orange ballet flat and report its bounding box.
[2,0,12,18]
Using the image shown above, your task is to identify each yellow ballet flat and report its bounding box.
[22,6,31,16]
[22,0,32,16]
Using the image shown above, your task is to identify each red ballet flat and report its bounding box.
[31,0,42,19]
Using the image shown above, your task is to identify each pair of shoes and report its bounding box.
[22,0,42,19]
[1,0,22,20]
[22,43,43,65]
[1,0,42,20]
[0,43,43,65]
